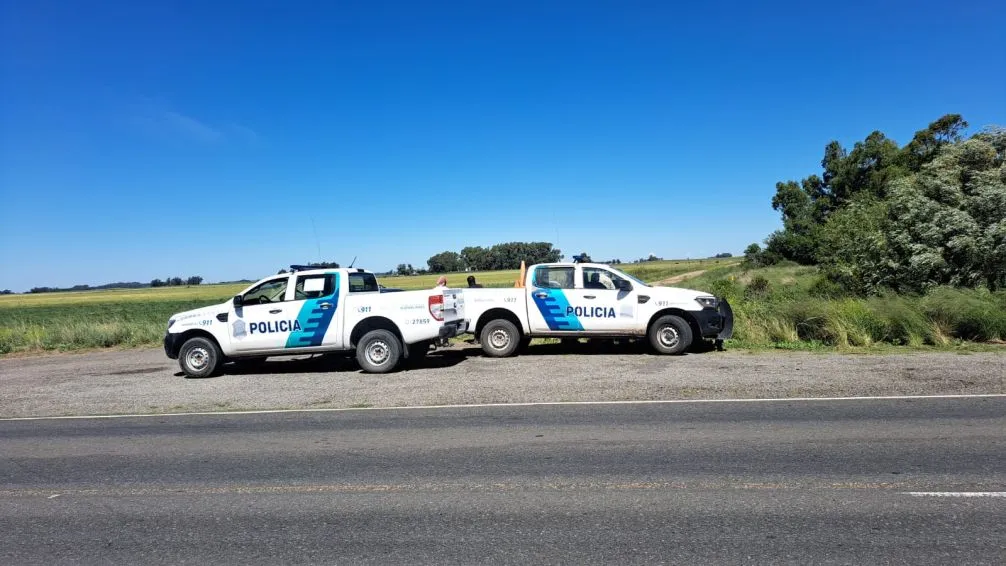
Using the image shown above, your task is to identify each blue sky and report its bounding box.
[1,0,1003,291]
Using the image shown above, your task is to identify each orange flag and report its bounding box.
[515,260,526,288]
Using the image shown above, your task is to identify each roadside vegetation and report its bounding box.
[684,263,1006,351]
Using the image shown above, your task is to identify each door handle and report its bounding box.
[319,302,332,309]
[583,295,596,299]
[269,309,282,314]
[534,292,549,299]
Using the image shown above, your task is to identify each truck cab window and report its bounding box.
[533,266,574,289]
[242,278,288,305]
[294,274,335,300]
[349,272,380,292]
[582,267,622,290]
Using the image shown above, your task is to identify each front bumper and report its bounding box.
[164,333,183,359]
[692,298,734,340]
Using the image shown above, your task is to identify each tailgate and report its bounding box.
[439,288,466,324]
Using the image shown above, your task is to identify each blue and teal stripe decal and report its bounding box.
[531,288,584,331]
[285,273,340,348]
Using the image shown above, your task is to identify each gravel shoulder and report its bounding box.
[1,343,1004,418]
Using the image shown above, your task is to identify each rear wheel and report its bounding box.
[480,319,520,357]
[178,336,222,378]
[355,329,402,373]
[648,315,692,355]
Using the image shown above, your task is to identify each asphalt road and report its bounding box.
[2,397,1004,565]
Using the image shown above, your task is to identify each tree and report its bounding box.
[427,251,464,273]
[816,195,893,295]
[762,113,973,266]
[0,289,12,295]
[151,279,165,287]
[460,246,489,271]
[714,253,733,258]
[186,276,203,286]
[881,135,1005,291]
[396,263,415,276]
[169,277,184,286]
[451,241,561,271]
[815,129,1005,293]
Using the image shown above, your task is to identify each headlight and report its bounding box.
[167,318,176,330]
[695,296,718,308]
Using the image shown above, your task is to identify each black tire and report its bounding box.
[178,336,222,378]
[648,315,693,355]
[355,329,402,373]
[480,319,520,357]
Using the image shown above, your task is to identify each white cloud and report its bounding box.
[162,111,223,142]
[129,98,260,145]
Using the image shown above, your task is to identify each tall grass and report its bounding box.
[687,266,1006,349]
[0,300,217,355]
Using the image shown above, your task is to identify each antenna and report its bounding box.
[310,217,321,262]
[348,255,357,268]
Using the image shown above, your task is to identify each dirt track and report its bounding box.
[652,269,710,285]
[1,343,1003,418]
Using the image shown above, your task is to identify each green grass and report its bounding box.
[2,257,1002,356]
[0,300,218,354]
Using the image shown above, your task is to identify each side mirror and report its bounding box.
[616,279,632,291]
[232,295,244,307]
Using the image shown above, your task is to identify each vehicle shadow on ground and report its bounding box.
[451,338,722,357]
[173,349,469,378]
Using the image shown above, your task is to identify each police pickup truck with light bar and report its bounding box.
[461,257,732,357]
[163,266,466,377]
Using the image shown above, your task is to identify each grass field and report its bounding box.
[3,256,1003,355]
[0,259,735,355]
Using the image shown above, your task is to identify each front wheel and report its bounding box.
[480,319,520,357]
[355,329,402,373]
[178,336,222,378]
[648,315,693,355]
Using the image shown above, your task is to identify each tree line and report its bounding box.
[150,276,204,287]
[744,113,1005,294]
[414,241,563,275]
[24,277,205,293]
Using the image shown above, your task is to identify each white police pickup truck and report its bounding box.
[164,266,466,377]
[461,259,732,357]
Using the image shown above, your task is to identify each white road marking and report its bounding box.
[904,492,1006,498]
[1,393,1004,422]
